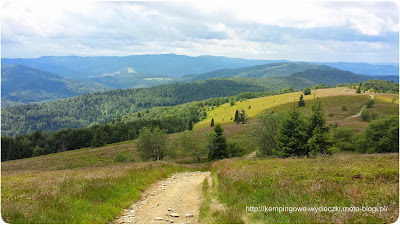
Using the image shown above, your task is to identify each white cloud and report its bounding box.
[0,1,398,62]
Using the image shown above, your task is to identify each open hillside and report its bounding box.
[1,65,108,107]
[194,87,399,130]
[2,85,398,224]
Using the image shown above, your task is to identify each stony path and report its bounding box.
[114,171,210,224]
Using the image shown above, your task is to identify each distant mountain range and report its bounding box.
[2,54,398,79]
[1,65,108,107]
[2,59,399,136]
[2,60,398,108]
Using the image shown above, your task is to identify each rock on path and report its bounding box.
[114,171,210,224]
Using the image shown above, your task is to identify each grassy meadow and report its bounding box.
[203,153,399,224]
[194,87,366,129]
[2,86,398,224]
[1,140,210,224]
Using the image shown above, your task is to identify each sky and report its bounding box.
[1,0,399,63]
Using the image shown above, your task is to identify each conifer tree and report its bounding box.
[298,94,306,107]
[234,110,239,123]
[210,118,214,127]
[208,124,227,159]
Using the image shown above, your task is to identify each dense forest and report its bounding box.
[1,65,108,107]
[1,77,316,136]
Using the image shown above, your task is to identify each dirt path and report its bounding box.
[114,171,210,224]
[346,95,374,119]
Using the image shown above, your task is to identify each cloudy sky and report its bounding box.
[1,1,399,63]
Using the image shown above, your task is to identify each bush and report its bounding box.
[114,153,129,162]
[226,140,245,157]
[355,116,399,153]
[331,127,355,151]
[366,99,375,108]
[252,110,280,156]
[371,112,380,120]
[361,110,371,121]
[342,106,348,111]
[303,87,311,95]
[328,113,334,117]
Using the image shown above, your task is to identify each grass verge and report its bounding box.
[211,153,399,223]
[1,163,198,223]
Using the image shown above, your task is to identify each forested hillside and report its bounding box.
[85,70,175,89]
[1,65,108,107]
[2,77,313,136]
[181,62,329,81]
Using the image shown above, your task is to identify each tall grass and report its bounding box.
[1,163,196,223]
[211,153,399,223]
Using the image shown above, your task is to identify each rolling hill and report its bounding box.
[1,65,108,107]
[2,55,398,79]
[181,62,330,81]
[1,76,316,136]
[181,62,398,83]
[1,54,283,78]
[2,60,399,136]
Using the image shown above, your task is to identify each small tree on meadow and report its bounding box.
[179,131,207,162]
[306,98,329,155]
[238,109,249,124]
[136,126,168,161]
[208,124,227,159]
[303,87,311,95]
[275,108,308,157]
[298,94,306,107]
[210,118,214,127]
[234,110,239,123]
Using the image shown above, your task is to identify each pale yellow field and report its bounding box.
[194,87,366,129]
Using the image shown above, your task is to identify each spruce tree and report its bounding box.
[307,98,328,155]
[298,94,306,107]
[208,124,227,159]
[275,108,308,157]
[210,118,214,127]
[234,109,239,124]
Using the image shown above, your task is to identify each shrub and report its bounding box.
[371,112,380,120]
[331,127,355,151]
[303,87,311,95]
[328,113,334,117]
[227,140,245,157]
[361,110,371,121]
[342,106,348,111]
[114,153,129,162]
[355,116,399,153]
[252,110,280,156]
[366,99,375,108]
